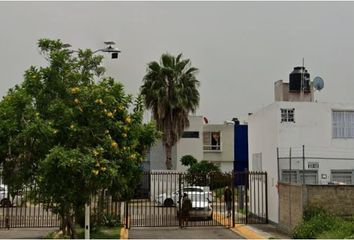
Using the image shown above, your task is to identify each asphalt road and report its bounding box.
[128,226,244,239]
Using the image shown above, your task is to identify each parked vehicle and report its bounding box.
[0,184,23,207]
[155,186,213,207]
[155,186,213,220]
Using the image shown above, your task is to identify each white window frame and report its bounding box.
[330,170,354,184]
[203,131,222,152]
[281,170,318,184]
[332,110,354,139]
[281,108,295,123]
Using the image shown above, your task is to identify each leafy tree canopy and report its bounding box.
[0,39,160,237]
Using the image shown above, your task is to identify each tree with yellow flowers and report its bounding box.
[0,39,159,238]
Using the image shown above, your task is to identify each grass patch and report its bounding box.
[45,226,120,239]
[292,206,354,239]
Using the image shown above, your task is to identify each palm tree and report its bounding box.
[141,53,200,170]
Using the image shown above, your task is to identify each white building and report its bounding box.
[248,66,354,224]
[145,116,235,172]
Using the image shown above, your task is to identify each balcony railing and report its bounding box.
[203,144,222,152]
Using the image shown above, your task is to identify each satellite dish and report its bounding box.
[313,76,324,91]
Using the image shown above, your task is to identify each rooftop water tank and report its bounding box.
[289,66,311,92]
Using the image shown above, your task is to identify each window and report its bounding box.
[281,170,318,184]
[203,132,221,151]
[182,131,199,138]
[281,108,295,122]
[332,111,354,138]
[331,170,353,184]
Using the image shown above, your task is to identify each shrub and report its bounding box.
[293,206,354,239]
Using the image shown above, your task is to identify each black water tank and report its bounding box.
[289,66,311,92]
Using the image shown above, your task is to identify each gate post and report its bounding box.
[265,172,269,224]
[178,173,182,227]
[231,172,235,228]
[125,201,129,229]
[245,172,249,224]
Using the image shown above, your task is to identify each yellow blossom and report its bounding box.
[104,130,109,134]
[53,129,58,134]
[93,150,99,157]
[107,112,113,118]
[95,99,104,105]
[70,124,74,129]
[101,167,107,172]
[74,98,80,104]
[35,112,40,117]
[92,169,99,176]
[122,133,127,138]
[95,162,100,167]
[70,87,80,94]
[111,141,118,148]
[125,116,131,124]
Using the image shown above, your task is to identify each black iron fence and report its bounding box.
[0,186,122,229]
[0,171,267,229]
[126,171,268,228]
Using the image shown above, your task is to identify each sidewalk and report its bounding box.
[0,227,57,239]
[231,224,290,239]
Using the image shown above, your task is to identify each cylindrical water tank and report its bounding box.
[289,66,310,92]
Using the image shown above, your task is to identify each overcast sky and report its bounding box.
[1,1,354,123]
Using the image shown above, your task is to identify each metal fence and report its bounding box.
[126,171,268,228]
[0,185,122,229]
[277,146,354,185]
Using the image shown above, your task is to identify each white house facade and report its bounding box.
[144,116,236,172]
[248,66,354,224]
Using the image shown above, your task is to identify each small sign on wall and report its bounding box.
[308,162,319,169]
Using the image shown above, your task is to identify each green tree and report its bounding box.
[141,53,199,170]
[0,39,159,238]
[180,155,221,187]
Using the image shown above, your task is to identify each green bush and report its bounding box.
[103,213,121,228]
[293,206,354,239]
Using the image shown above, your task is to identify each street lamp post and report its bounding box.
[67,41,120,240]
[65,41,121,59]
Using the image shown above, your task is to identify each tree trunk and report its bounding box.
[165,144,172,170]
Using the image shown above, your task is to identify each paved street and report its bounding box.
[128,226,244,239]
[0,227,57,239]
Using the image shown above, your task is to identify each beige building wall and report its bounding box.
[203,123,234,172]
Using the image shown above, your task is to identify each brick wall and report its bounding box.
[278,183,354,233]
[278,183,304,233]
[306,185,354,216]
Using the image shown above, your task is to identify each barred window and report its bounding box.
[281,108,295,122]
[332,111,354,138]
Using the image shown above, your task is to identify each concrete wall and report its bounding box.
[278,183,304,233]
[249,101,354,223]
[306,185,354,216]
[176,116,204,172]
[146,115,204,171]
[278,183,354,233]
[248,103,279,223]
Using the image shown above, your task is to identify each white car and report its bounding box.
[155,186,213,220]
[155,186,213,207]
[0,184,23,207]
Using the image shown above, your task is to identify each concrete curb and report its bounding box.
[213,212,269,239]
[120,227,129,239]
[231,224,267,239]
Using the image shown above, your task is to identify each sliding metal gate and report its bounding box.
[126,171,267,228]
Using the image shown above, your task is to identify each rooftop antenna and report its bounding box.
[300,58,305,100]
